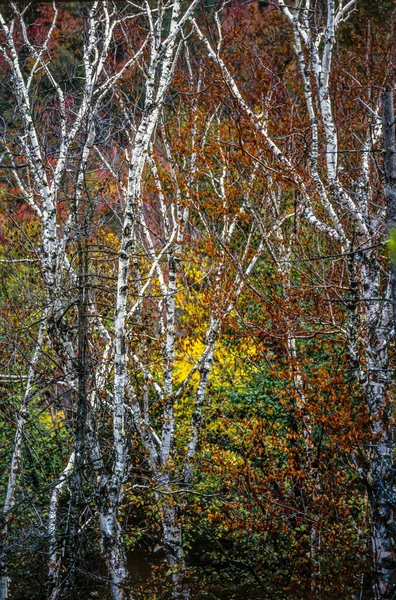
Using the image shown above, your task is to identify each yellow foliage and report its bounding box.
[174,338,204,385]
[40,410,65,430]
[174,335,256,391]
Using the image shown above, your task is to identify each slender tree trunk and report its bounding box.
[345,248,396,599]
[369,427,396,599]
[157,476,188,600]
[0,318,45,600]
[367,89,396,600]
[361,250,395,600]
[383,90,396,329]
[162,503,187,600]
[64,161,90,595]
[84,405,130,600]
[47,453,75,600]
[98,489,129,600]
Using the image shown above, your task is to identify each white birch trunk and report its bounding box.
[278,3,394,596]
[102,3,199,596]
[156,475,188,600]
[47,453,75,600]
[195,3,394,597]
[0,317,45,600]
[1,5,129,596]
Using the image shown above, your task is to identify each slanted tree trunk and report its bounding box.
[0,317,45,600]
[47,452,75,600]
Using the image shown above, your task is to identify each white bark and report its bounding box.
[194,4,394,597]
[191,16,342,243]
[47,453,75,600]
[97,3,200,597]
[0,4,143,596]
[0,316,46,600]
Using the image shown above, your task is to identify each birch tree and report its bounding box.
[0,314,46,599]
[2,1,394,598]
[192,2,396,597]
[92,38,268,593]
[0,1,200,597]
[0,2,121,593]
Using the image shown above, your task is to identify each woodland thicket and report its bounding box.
[0,1,396,599]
